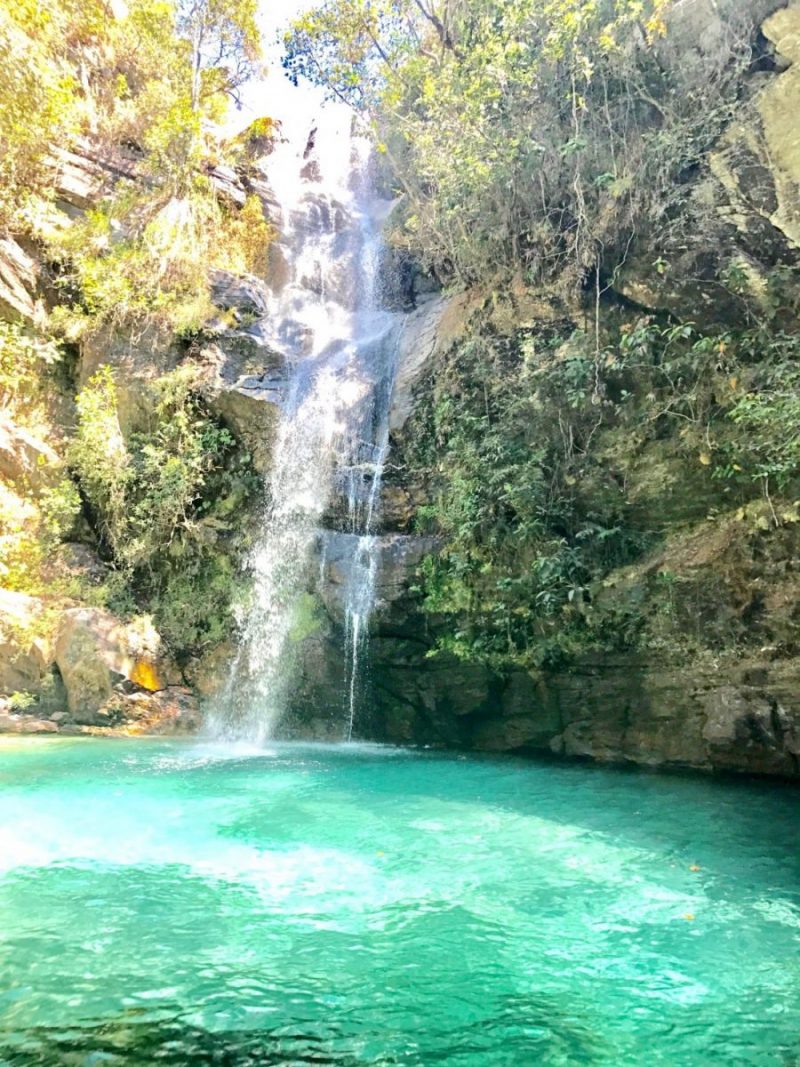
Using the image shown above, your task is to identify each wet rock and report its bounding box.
[700,683,800,775]
[212,377,281,475]
[246,177,282,226]
[19,717,58,734]
[370,644,800,777]
[0,710,19,732]
[317,532,439,625]
[109,686,201,734]
[209,269,269,319]
[198,340,284,475]
[184,641,236,699]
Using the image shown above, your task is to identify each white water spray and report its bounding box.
[210,108,400,745]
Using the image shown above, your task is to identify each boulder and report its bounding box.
[0,589,56,695]
[54,608,174,719]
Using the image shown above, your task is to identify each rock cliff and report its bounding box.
[322,0,800,778]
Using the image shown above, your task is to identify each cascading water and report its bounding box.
[210,110,400,745]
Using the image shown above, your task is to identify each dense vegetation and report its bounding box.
[290,0,800,673]
[286,0,751,289]
[399,310,800,669]
[0,0,269,661]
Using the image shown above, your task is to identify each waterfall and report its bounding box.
[210,110,400,745]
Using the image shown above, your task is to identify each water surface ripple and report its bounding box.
[0,738,798,1065]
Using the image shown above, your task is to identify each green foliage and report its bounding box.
[398,304,800,670]
[724,367,800,494]
[176,0,262,111]
[284,0,760,287]
[71,364,258,657]
[3,0,269,331]
[403,323,636,668]
[0,322,62,426]
[0,0,104,225]
[39,479,82,546]
[288,592,324,644]
[7,690,36,711]
[71,365,131,555]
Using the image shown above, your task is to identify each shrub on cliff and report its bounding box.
[284,0,759,289]
[399,306,800,670]
[71,365,258,657]
[2,0,269,332]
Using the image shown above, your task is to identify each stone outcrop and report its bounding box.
[365,601,800,779]
[389,295,446,432]
[0,589,57,696]
[317,531,439,623]
[758,5,800,247]
[472,658,800,779]
[53,608,176,721]
[198,336,283,475]
[608,0,800,326]
[50,140,140,214]
[0,237,41,323]
[209,269,270,319]
[0,416,60,491]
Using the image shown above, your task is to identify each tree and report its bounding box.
[176,0,262,111]
[284,0,761,291]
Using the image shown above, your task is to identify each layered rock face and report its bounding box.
[370,647,800,778]
[305,0,800,778]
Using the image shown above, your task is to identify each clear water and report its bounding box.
[0,738,798,1066]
